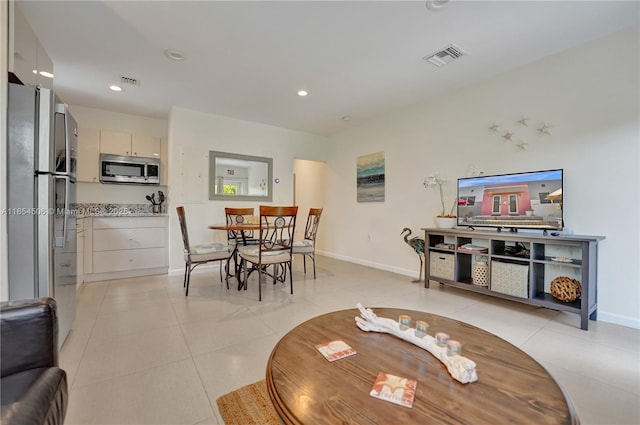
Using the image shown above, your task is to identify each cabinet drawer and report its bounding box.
[93,216,166,229]
[430,253,455,280]
[94,228,165,251]
[93,247,166,273]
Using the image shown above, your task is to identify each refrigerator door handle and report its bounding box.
[54,175,70,248]
[55,103,70,174]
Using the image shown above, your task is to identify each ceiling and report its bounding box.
[17,1,639,136]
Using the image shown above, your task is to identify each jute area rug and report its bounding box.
[216,380,281,425]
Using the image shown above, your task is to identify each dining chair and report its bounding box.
[239,206,298,301]
[225,207,258,246]
[177,206,230,296]
[292,208,323,279]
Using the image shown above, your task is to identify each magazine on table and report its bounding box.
[369,372,417,408]
[315,340,357,362]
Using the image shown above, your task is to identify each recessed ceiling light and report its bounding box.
[32,69,38,74]
[109,85,124,92]
[297,90,308,97]
[426,0,450,11]
[342,116,352,122]
[164,49,185,61]
[39,71,54,78]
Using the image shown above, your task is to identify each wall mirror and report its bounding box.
[209,151,273,202]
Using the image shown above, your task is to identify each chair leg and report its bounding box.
[303,256,307,274]
[258,262,263,302]
[223,260,229,290]
[311,254,316,279]
[244,259,249,292]
[185,263,192,296]
[288,262,294,294]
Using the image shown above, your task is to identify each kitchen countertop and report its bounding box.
[78,213,169,218]
[74,203,169,218]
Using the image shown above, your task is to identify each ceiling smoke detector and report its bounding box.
[424,44,465,67]
[120,76,140,86]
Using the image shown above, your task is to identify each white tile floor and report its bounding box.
[60,256,640,424]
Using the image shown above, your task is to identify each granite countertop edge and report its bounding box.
[77,213,170,218]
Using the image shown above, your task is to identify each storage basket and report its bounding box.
[491,261,529,298]
[430,253,455,280]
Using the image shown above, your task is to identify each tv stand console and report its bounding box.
[423,227,604,330]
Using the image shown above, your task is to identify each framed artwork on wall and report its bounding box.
[357,151,385,202]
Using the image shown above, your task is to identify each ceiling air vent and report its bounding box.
[424,44,465,67]
[120,75,140,86]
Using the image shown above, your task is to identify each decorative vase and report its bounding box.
[435,216,457,229]
[472,259,489,287]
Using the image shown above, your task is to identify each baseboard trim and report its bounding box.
[315,250,421,281]
[84,267,169,283]
[596,311,640,330]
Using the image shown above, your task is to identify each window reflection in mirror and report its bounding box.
[209,151,273,201]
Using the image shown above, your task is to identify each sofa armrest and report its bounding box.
[1,298,58,377]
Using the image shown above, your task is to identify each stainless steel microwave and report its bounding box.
[99,154,160,185]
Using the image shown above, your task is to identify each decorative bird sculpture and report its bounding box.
[401,228,425,283]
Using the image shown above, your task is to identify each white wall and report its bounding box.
[167,106,329,272]
[323,27,640,328]
[68,105,168,204]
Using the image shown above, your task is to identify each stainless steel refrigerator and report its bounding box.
[7,83,78,348]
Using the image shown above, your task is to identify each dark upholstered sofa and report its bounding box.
[1,298,68,425]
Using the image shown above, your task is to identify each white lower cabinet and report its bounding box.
[93,247,166,273]
[76,217,86,287]
[85,216,168,281]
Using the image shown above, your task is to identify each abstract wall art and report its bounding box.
[357,151,385,202]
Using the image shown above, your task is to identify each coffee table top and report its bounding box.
[266,308,578,425]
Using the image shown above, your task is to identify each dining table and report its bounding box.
[208,222,261,290]
[266,307,579,425]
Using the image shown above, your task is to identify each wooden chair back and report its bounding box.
[258,206,298,255]
[225,207,255,241]
[303,208,323,242]
[176,206,190,251]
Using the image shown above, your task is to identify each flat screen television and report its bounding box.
[457,169,563,232]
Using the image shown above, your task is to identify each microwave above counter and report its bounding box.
[99,154,160,185]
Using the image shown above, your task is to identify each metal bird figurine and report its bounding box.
[401,227,425,282]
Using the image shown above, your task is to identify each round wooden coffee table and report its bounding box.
[266,308,578,424]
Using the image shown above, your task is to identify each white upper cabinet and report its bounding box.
[100,130,132,156]
[100,131,160,158]
[77,128,100,183]
[131,134,161,158]
[10,4,54,89]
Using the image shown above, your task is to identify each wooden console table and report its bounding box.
[266,308,578,424]
[423,228,604,330]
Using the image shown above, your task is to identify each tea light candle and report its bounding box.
[415,320,429,338]
[435,332,450,347]
[446,340,462,356]
[398,315,411,331]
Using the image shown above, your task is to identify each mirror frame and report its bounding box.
[208,151,273,202]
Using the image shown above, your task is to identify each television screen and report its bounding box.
[457,169,563,231]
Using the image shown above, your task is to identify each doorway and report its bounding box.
[293,159,326,241]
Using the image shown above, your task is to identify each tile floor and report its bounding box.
[60,256,640,424]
